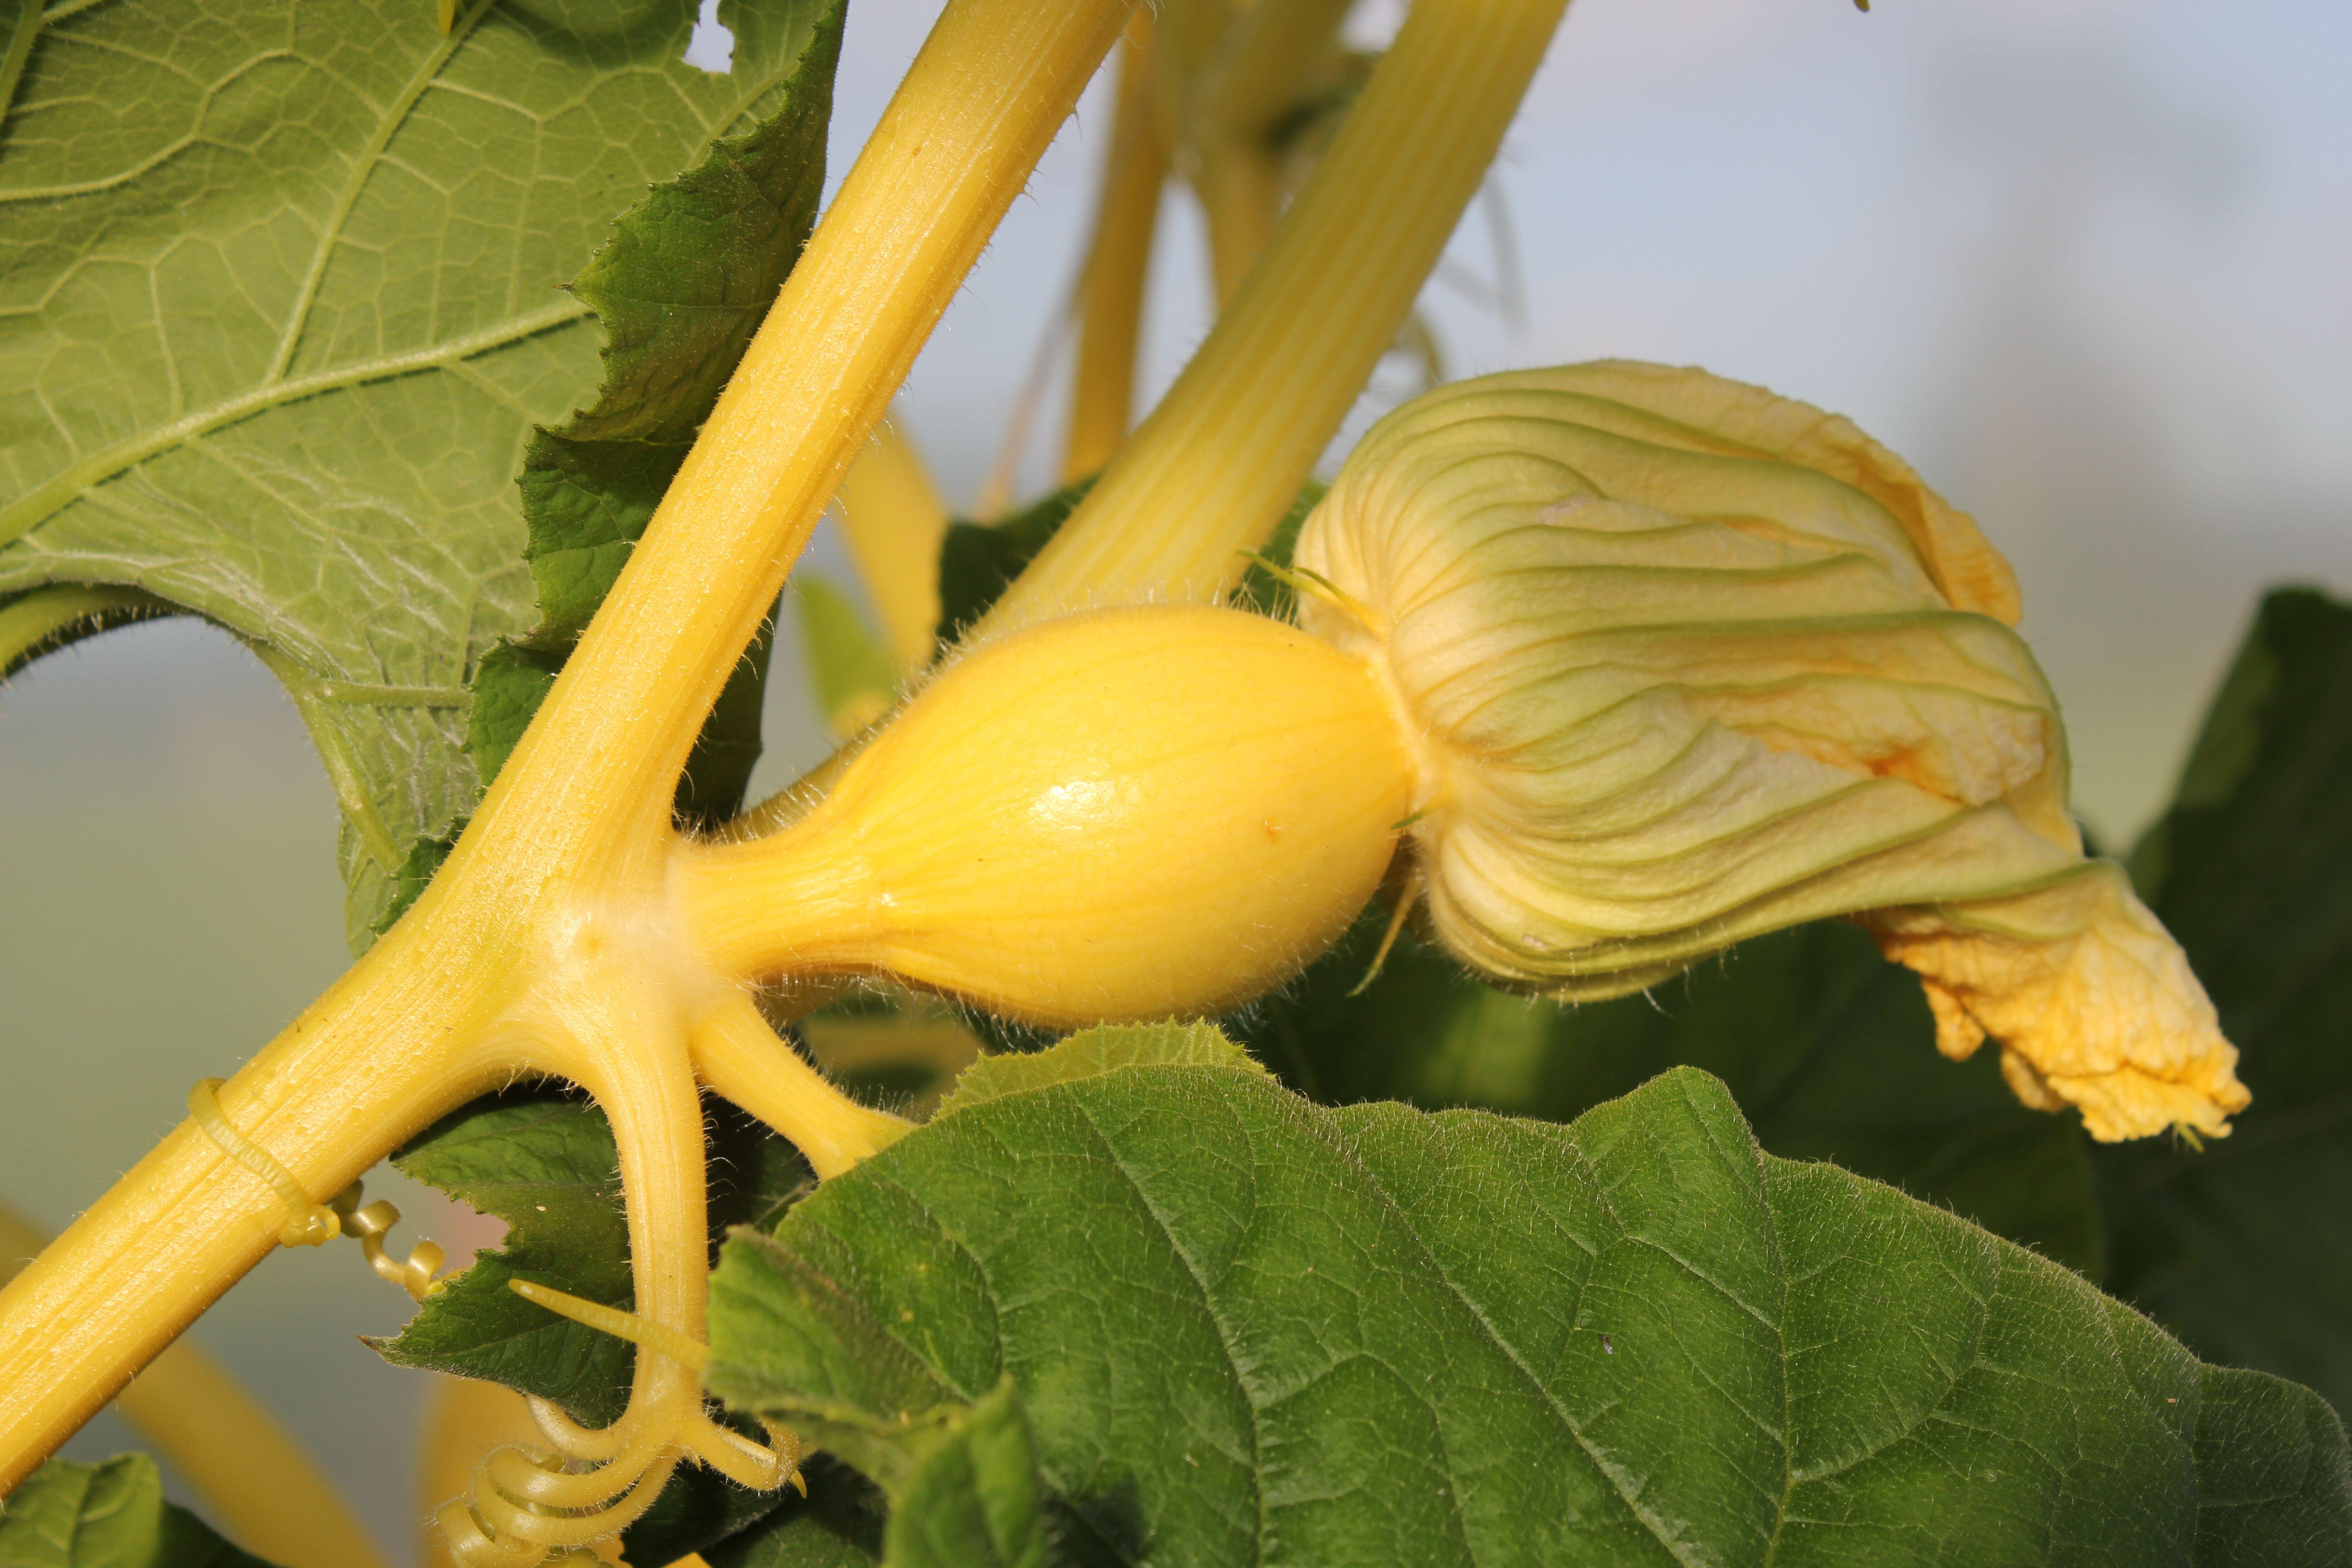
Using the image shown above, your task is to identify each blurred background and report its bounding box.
[3,0,2347,1557]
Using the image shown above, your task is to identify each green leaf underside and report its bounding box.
[2102,588,2352,1419]
[0,1455,276,1568]
[375,1085,810,1430]
[465,0,845,852]
[1233,916,2103,1276]
[0,0,837,948]
[709,1025,2352,1567]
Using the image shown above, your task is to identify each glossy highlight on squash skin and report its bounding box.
[677,605,1416,1027]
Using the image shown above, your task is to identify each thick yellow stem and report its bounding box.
[0,0,1133,1491]
[0,923,507,1494]
[834,414,952,672]
[1189,0,1356,304]
[1063,18,1168,480]
[448,0,1137,892]
[983,0,1572,637]
[0,1205,391,1568]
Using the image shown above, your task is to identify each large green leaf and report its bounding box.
[374,1087,809,1427]
[708,1025,2352,1566]
[464,0,843,839]
[2102,588,2352,1416]
[0,0,836,944]
[1233,916,2103,1274]
[0,1455,274,1568]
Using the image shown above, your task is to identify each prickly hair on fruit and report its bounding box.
[1292,361,2246,1141]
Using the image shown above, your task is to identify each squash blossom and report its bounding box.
[1293,362,2250,1143]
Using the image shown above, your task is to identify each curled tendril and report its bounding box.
[435,1279,804,1566]
[327,1181,449,1299]
[187,1078,339,1248]
[185,1078,456,1294]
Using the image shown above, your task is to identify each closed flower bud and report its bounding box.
[1293,361,2248,1142]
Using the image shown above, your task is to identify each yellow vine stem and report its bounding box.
[1188,0,1357,306]
[832,413,952,673]
[186,1078,341,1248]
[687,991,908,1182]
[0,0,1137,1503]
[1062,12,1168,481]
[0,1202,392,1568]
[980,0,1573,637]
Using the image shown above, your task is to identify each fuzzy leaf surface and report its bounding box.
[1235,916,2103,1274]
[0,1455,274,1568]
[0,0,834,943]
[2104,588,2352,1417]
[707,1026,2352,1566]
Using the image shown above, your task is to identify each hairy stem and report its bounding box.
[689,993,909,1180]
[982,0,1573,636]
[0,1205,389,1568]
[0,583,175,682]
[0,0,1134,1490]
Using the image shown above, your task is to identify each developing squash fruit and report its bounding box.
[681,361,2246,1143]
[677,604,1413,1027]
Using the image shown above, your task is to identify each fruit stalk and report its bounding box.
[982,0,1573,635]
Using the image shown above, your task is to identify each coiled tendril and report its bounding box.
[433,1279,802,1567]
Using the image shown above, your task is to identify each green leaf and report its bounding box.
[0,0,838,945]
[879,1381,1047,1568]
[702,1457,886,1568]
[709,1025,2352,1566]
[0,1455,276,1568]
[467,0,843,837]
[2102,587,2352,1418]
[1234,916,2103,1275]
[375,1086,809,1427]
[794,573,898,734]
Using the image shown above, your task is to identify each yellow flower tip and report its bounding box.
[1866,863,2251,1142]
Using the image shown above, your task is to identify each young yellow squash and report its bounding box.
[678,605,1412,1026]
